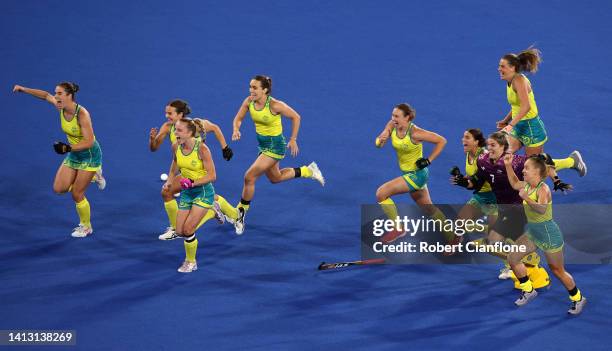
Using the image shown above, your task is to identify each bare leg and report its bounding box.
[375,177,410,202]
[241,154,278,201]
[508,234,538,278]
[71,170,95,203]
[545,250,576,290]
[53,164,77,194]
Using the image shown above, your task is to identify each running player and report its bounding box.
[504,154,586,314]
[496,47,587,177]
[375,103,457,246]
[230,75,324,234]
[149,99,233,240]
[164,118,218,273]
[453,132,550,286]
[452,129,498,230]
[13,82,105,237]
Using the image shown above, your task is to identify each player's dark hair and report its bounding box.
[395,103,416,121]
[168,99,191,117]
[253,75,272,95]
[467,128,486,147]
[488,132,509,151]
[503,46,542,74]
[58,82,79,99]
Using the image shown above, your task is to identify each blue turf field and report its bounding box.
[2,1,612,350]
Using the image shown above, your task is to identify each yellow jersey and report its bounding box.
[249,96,283,136]
[507,75,538,120]
[523,181,552,223]
[391,123,422,172]
[60,104,95,145]
[465,148,492,193]
[176,139,207,181]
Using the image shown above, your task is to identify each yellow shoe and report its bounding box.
[529,266,551,289]
[511,266,550,289]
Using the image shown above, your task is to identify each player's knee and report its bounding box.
[507,252,522,266]
[182,223,196,235]
[244,174,256,185]
[161,188,174,201]
[53,183,69,194]
[548,263,565,277]
[268,176,282,184]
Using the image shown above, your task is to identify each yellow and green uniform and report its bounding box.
[60,104,102,172]
[506,75,547,147]
[391,123,428,192]
[176,139,215,210]
[465,148,497,215]
[523,181,564,252]
[249,96,286,160]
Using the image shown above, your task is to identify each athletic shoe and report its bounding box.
[212,201,225,225]
[177,260,198,273]
[498,266,513,280]
[382,229,406,244]
[224,213,236,225]
[94,168,106,190]
[71,224,93,238]
[569,150,587,177]
[158,227,178,240]
[308,161,325,186]
[568,297,587,315]
[515,289,538,306]
[235,207,246,235]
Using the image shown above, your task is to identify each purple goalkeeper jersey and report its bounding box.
[476,152,526,204]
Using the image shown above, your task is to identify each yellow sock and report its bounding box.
[195,209,216,230]
[378,198,398,221]
[569,289,582,302]
[184,238,198,262]
[164,200,178,228]
[431,208,447,222]
[300,165,312,178]
[431,208,454,242]
[519,278,534,292]
[553,157,574,171]
[237,202,250,212]
[75,198,91,228]
[217,195,238,220]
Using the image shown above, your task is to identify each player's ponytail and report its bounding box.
[193,119,207,141]
[502,46,542,74]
